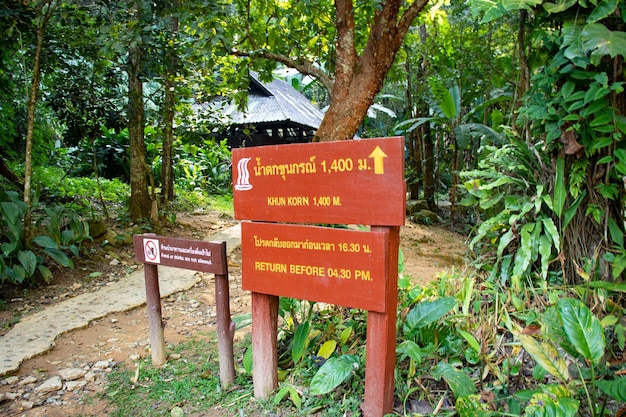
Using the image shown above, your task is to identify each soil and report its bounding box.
[0,212,468,416]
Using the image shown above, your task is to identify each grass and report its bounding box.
[104,334,261,417]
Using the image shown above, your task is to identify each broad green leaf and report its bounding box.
[589,279,626,293]
[557,298,605,364]
[436,86,458,119]
[587,0,618,24]
[608,217,623,248]
[582,23,626,66]
[469,0,542,23]
[456,394,493,417]
[396,340,422,363]
[317,340,337,359]
[595,378,626,402]
[403,297,457,333]
[292,321,311,364]
[0,202,22,226]
[37,265,53,283]
[17,250,37,276]
[543,0,577,14]
[310,355,359,395]
[243,346,253,373]
[11,265,26,283]
[43,248,71,267]
[554,157,566,219]
[61,229,74,246]
[527,392,579,417]
[33,235,60,249]
[432,362,477,398]
[1,241,18,256]
[519,335,570,382]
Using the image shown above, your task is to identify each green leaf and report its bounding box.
[339,326,352,345]
[292,321,311,364]
[588,280,626,293]
[543,0,577,13]
[396,340,422,363]
[557,298,605,364]
[309,355,359,395]
[469,0,542,23]
[563,190,586,231]
[317,340,337,359]
[512,223,534,278]
[526,390,579,417]
[541,217,560,250]
[432,362,477,399]
[582,24,626,66]
[458,329,481,353]
[539,235,552,279]
[43,248,71,267]
[0,202,22,226]
[403,297,457,334]
[243,345,253,373]
[554,156,566,219]
[37,265,53,283]
[608,217,624,248]
[587,0,618,24]
[33,235,60,249]
[17,250,37,276]
[519,335,571,382]
[595,378,626,402]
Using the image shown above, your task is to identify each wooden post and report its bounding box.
[252,292,279,398]
[362,226,400,417]
[144,262,166,366]
[215,242,236,389]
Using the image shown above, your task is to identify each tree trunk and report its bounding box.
[23,0,57,239]
[161,11,179,210]
[422,122,437,211]
[127,7,151,221]
[314,0,428,142]
[0,154,23,190]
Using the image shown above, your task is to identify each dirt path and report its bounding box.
[0,214,468,416]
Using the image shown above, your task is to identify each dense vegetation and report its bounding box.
[1,0,625,415]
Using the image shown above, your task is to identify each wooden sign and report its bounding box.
[241,222,389,312]
[232,137,405,226]
[133,235,227,275]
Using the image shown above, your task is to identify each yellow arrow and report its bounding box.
[368,146,388,174]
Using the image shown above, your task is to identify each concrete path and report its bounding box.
[0,224,241,377]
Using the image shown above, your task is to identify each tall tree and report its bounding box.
[232,0,430,141]
[23,0,59,237]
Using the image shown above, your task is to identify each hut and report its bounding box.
[210,72,325,148]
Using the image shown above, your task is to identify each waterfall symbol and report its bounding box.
[235,157,253,191]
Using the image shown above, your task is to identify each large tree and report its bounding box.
[232,0,429,141]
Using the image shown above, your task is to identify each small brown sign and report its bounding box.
[241,222,389,312]
[133,235,227,275]
[233,137,405,226]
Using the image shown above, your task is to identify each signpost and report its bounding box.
[233,137,405,416]
[133,234,235,389]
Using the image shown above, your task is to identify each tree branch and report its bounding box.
[334,0,357,87]
[232,49,334,93]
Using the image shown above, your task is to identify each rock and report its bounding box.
[5,392,19,400]
[4,376,19,385]
[20,400,34,410]
[92,360,110,370]
[129,354,141,361]
[18,376,37,386]
[65,380,87,391]
[109,258,120,266]
[413,209,440,224]
[35,376,62,393]
[406,199,429,215]
[169,353,181,361]
[88,219,108,238]
[58,367,87,381]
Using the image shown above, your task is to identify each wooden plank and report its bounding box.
[362,226,400,416]
[233,137,405,225]
[241,222,389,312]
[252,293,279,398]
[133,234,227,274]
[144,263,166,367]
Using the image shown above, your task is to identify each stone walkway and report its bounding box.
[0,224,241,377]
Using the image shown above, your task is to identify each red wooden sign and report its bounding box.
[232,137,405,226]
[241,222,389,312]
[133,235,227,275]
